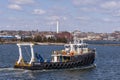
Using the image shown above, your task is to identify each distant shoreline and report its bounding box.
[0,41,120,46]
[0,41,65,45]
[35,42,65,45]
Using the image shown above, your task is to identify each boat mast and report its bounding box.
[73,32,78,44]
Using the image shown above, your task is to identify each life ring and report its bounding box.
[73,63,75,66]
[53,63,57,68]
[45,64,49,69]
[44,64,47,68]
[70,51,74,56]
[78,62,81,66]
[49,64,52,69]
[64,63,67,68]
[59,63,62,69]
[74,63,77,67]
[54,63,57,68]
[46,64,50,69]
[62,50,67,55]
[68,63,71,68]
[57,63,60,69]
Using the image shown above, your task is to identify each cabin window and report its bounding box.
[84,45,85,48]
[78,46,82,48]
[74,45,77,50]
[65,46,70,48]
[84,45,87,48]
[86,45,88,48]
[81,45,83,48]
[83,45,85,48]
[83,45,86,48]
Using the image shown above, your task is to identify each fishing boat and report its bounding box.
[14,37,96,70]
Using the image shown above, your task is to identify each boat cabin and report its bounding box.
[51,40,89,62]
[64,41,89,55]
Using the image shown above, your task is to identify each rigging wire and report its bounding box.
[25,47,31,58]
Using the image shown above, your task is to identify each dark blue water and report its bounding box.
[0,44,120,80]
[85,40,120,44]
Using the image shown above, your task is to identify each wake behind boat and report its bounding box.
[14,36,96,70]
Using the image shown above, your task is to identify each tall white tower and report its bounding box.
[56,21,59,33]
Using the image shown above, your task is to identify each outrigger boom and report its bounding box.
[15,43,35,67]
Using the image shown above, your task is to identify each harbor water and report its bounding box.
[0,44,120,80]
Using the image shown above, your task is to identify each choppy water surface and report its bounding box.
[0,44,120,80]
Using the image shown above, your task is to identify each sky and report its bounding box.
[0,0,120,33]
